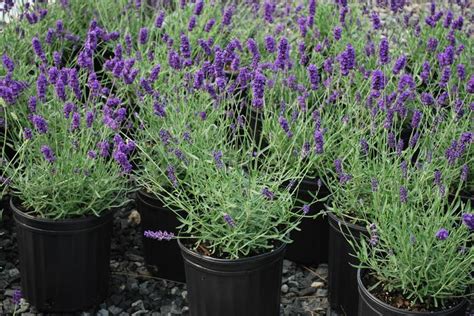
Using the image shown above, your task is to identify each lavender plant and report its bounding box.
[353,174,472,309]
[3,34,133,219]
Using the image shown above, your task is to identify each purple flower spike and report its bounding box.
[144,230,174,241]
[223,213,236,227]
[379,37,390,65]
[371,178,378,192]
[460,164,468,182]
[307,64,319,90]
[32,37,46,62]
[261,187,274,200]
[2,54,14,73]
[314,129,324,154]
[204,18,215,32]
[302,204,310,215]
[70,112,81,132]
[32,115,48,134]
[166,165,178,187]
[222,5,235,26]
[252,71,266,108]
[41,145,56,163]
[371,70,386,91]
[12,289,22,305]
[113,150,132,173]
[213,150,224,169]
[467,75,474,94]
[155,11,165,28]
[23,128,33,140]
[278,116,292,138]
[369,223,379,246]
[97,141,110,158]
[462,214,473,230]
[399,186,408,203]
[435,228,449,240]
[411,110,422,129]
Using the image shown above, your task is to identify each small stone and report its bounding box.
[131,311,149,316]
[181,290,188,300]
[128,210,141,224]
[170,286,179,295]
[281,284,289,293]
[109,305,123,315]
[131,300,145,310]
[315,289,328,297]
[298,287,316,296]
[181,306,189,313]
[311,281,325,289]
[97,309,109,316]
[8,268,19,278]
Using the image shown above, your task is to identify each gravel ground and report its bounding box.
[0,201,331,316]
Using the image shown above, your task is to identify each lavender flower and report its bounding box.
[87,150,97,159]
[32,37,46,62]
[435,228,449,240]
[411,110,422,129]
[70,112,81,132]
[360,139,369,155]
[460,164,468,182]
[369,223,379,246]
[2,54,14,73]
[113,150,132,173]
[247,38,260,66]
[155,11,165,28]
[36,73,48,102]
[307,64,319,90]
[421,92,434,106]
[467,75,474,94]
[302,204,310,215]
[222,5,235,26]
[462,214,473,230]
[194,0,204,15]
[180,34,191,59]
[371,178,378,192]
[279,116,293,138]
[371,12,381,30]
[23,128,33,140]
[314,129,324,154]
[333,26,342,41]
[457,64,466,81]
[144,230,174,241]
[223,213,236,227]
[262,187,274,200]
[97,141,110,158]
[399,186,408,203]
[12,290,22,305]
[252,71,266,108]
[204,18,215,32]
[275,37,290,70]
[339,44,355,76]
[28,96,37,113]
[166,165,178,187]
[41,145,56,163]
[392,55,406,75]
[264,1,276,23]
[32,115,48,134]
[188,15,197,32]
[213,150,224,169]
[371,70,385,91]
[264,35,276,53]
[379,37,390,65]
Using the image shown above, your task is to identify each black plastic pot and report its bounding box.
[357,269,467,316]
[285,178,330,265]
[179,240,286,316]
[328,212,368,316]
[11,199,113,312]
[136,190,185,283]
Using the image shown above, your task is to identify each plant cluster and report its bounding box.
[0,0,472,308]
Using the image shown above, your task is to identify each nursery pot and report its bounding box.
[285,178,330,264]
[136,190,185,282]
[357,269,467,316]
[328,212,368,316]
[179,240,286,316]
[11,199,113,312]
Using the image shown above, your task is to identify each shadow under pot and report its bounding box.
[136,190,185,283]
[179,240,286,316]
[11,198,113,312]
[357,269,467,316]
[328,212,368,316]
[285,178,330,265]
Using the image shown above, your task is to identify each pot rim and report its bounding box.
[357,269,466,315]
[10,197,114,224]
[328,211,368,233]
[178,238,286,264]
